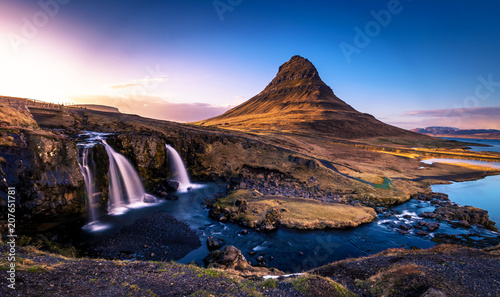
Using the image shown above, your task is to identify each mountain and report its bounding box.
[412,126,500,139]
[196,55,424,139]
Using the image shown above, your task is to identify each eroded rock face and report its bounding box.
[0,131,84,221]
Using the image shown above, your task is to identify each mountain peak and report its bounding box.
[196,56,421,139]
[267,55,320,88]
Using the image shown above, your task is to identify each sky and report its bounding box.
[1,0,499,129]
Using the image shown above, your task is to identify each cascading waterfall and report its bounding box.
[78,146,98,223]
[165,144,193,191]
[103,140,156,214]
[77,132,157,231]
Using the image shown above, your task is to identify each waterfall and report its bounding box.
[165,144,192,191]
[103,140,156,214]
[79,147,98,223]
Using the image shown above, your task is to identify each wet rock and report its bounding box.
[256,255,266,266]
[453,220,471,228]
[399,224,411,231]
[416,230,429,236]
[166,180,180,191]
[143,195,156,203]
[419,221,440,232]
[241,229,248,235]
[204,245,250,270]
[434,206,497,231]
[207,236,225,251]
[420,212,437,219]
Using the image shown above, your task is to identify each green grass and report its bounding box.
[291,274,357,297]
[261,278,278,289]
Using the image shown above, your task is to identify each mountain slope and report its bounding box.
[196,55,425,139]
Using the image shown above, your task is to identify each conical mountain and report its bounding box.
[196,55,422,139]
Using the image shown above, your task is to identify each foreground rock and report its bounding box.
[1,244,499,296]
[209,189,377,231]
[204,245,251,270]
[84,211,200,261]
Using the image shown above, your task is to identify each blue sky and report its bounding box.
[1,0,499,128]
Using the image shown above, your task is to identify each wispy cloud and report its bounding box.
[403,107,500,117]
[107,76,168,90]
[108,83,143,89]
[71,95,232,123]
[392,106,500,129]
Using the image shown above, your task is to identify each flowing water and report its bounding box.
[78,133,500,272]
[77,132,156,231]
[165,144,201,192]
[432,174,500,225]
[103,139,156,215]
[78,147,98,223]
[80,181,499,272]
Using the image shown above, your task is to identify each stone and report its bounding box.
[204,246,250,270]
[399,224,410,231]
[143,195,156,203]
[207,236,225,251]
[166,180,180,191]
[455,220,471,228]
[419,212,437,219]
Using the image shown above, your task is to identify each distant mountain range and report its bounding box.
[196,55,425,140]
[412,126,500,139]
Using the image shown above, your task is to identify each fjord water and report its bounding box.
[432,174,500,225]
[443,137,500,153]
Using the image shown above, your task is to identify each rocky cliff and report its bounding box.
[0,130,84,222]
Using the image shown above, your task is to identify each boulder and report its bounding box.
[166,180,180,191]
[204,245,250,270]
[207,236,225,251]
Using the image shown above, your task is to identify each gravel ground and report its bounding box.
[311,244,500,297]
[0,245,307,297]
[83,211,201,261]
